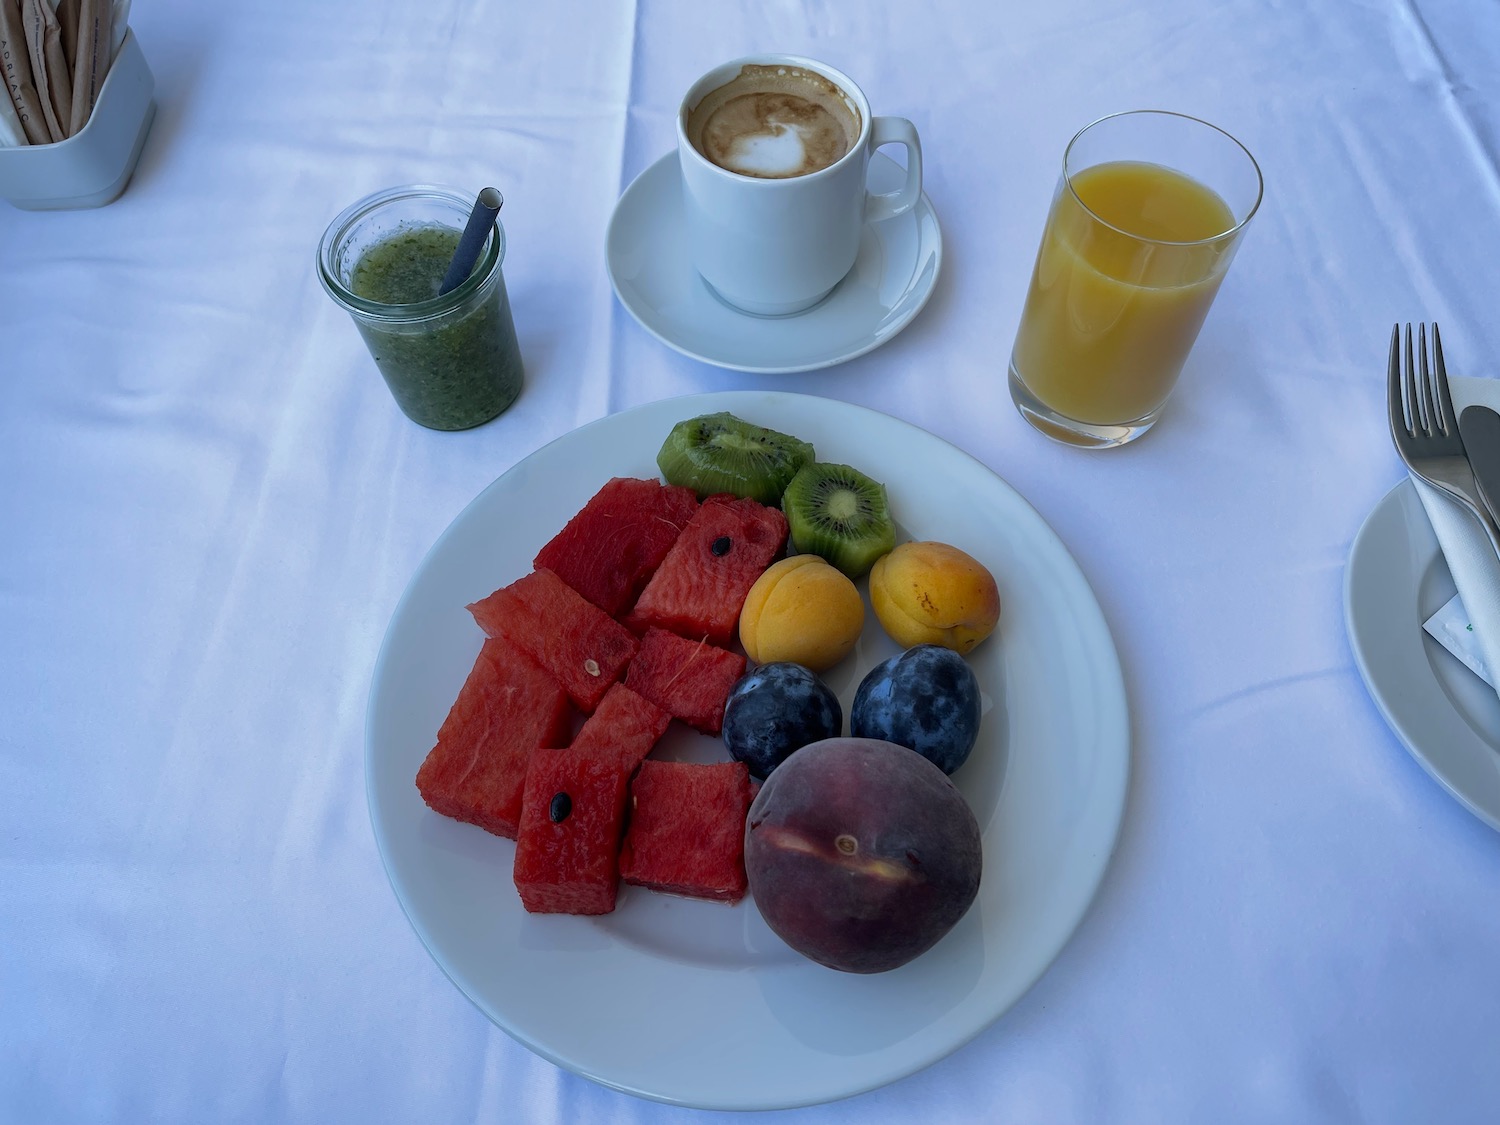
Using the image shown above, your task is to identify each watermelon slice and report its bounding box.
[625,627,746,735]
[618,760,756,903]
[534,477,699,615]
[415,638,573,839]
[623,495,788,646]
[469,568,638,712]
[570,682,671,770]
[513,747,632,915]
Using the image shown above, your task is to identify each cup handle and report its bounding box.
[864,116,923,223]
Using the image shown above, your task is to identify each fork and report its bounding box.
[1388,322,1500,558]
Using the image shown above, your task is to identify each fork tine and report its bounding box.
[1418,323,1438,437]
[1388,323,1406,436]
[1404,323,1421,435]
[1431,322,1457,436]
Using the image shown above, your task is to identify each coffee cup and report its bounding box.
[677,56,922,316]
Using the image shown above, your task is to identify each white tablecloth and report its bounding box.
[6,1,1500,1121]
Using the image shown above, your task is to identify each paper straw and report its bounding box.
[439,187,503,296]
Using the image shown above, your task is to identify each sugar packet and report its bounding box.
[1,0,51,143]
[66,0,110,135]
[0,70,24,144]
[22,0,70,142]
[1423,592,1494,687]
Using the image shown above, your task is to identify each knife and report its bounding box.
[1459,404,1500,526]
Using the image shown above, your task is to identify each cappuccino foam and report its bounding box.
[687,65,861,179]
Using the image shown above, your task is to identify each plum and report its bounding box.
[721,662,842,779]
[851,644,981,774]
[744,737,982,973]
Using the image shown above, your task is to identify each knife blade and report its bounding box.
[1459,404,1500,526]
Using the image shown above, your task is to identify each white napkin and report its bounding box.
[1411,375,1500,695]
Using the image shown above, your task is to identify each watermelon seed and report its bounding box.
[711,536,732,556]
[549,792,572,823]
[584,658,600,677]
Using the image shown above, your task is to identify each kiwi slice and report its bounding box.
[781,462,896,579]
[656,412,815,505]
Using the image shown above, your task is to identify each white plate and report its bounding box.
[605,152,942,374]
[366,391,1129,1110]
[1344,479,1500,830]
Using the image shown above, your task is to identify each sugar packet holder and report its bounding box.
[0,0,131,146]
[0,21,152,209]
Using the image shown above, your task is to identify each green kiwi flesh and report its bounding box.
[781,462,896,578]
[656,412,815,505]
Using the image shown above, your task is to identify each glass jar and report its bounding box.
[317,184,524,431]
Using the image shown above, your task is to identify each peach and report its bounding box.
[738,555,864,672]
[869,541,1000,654]
[744,737,982,973]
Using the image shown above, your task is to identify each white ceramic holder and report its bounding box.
[0,29,156,211]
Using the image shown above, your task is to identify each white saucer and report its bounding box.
[606,151,943,374]
[1344,479,1500,830]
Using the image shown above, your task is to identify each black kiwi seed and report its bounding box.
[712,536,732,556]
[549,792,572,823]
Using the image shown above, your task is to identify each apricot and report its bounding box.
[738,555,865,672]
[869,541,1000,654]
[744,737,982,974]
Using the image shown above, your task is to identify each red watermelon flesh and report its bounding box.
[468,568,638,713]
[415,638,573,840]
[570,682,671,771]
[513,747,631,915]
[534,477,699,615]
[625,627,746,736]
[619,760,756,903]
[623,495,788,645]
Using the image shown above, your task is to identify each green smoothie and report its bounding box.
[348,224,523,431]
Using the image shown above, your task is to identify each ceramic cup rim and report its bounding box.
[677,54,873,187]
[1061,109,1264,248]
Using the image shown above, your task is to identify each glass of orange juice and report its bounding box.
[1008,111,1262,448]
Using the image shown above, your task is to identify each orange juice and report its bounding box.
[1011,160,1238,426]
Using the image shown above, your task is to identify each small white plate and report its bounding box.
[1344,479,1500,830]
[367,391,1128,1109]
[605,152,942,374]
